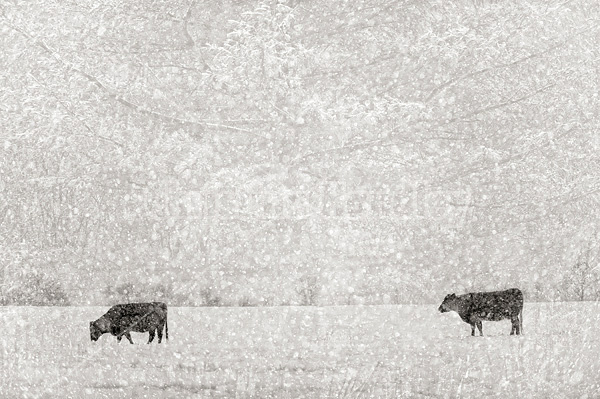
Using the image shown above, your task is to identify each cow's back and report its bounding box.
[104,302,167,332]
[467,288,523,320]
[113,302,166,313]
[105,303,154,319]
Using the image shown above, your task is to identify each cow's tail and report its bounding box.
[164,304,169,341]
[519,306,524,335]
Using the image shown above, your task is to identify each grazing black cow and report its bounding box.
[90,302,168,344]
[438,288,523,336]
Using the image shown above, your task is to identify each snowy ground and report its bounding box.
[1,303,598,398]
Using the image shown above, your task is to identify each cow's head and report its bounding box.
[90,322,102,341]
[438,293,458,313]
[90,317,110,341]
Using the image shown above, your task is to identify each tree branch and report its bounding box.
[426,25,596,102]
[449,83,555,123]
[2,20,258,136]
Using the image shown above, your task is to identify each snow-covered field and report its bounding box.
[1,303,598,398]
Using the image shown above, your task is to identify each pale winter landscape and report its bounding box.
[2,0,600,398]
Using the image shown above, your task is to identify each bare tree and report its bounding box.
[2,272,70,306]
[200,286,222,307]
[296,275,320,306]
[562,234,600,301]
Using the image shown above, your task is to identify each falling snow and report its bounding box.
[2,0,600,397]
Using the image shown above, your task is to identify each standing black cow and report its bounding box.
[90,302,168,344]
[438,288,523,336]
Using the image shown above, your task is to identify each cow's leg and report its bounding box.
[148,329,156,344]
[470,323,476,336]
[125,332,134,344]
[117,335,122,343]
[476,321,483,336]
[157,324,164,343]
[511,317,520,335]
